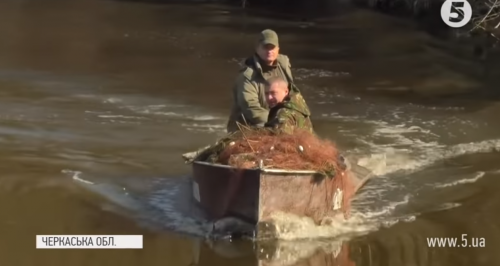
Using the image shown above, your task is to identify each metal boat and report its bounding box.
[183,148,377,238]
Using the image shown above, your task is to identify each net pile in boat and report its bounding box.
[201,127,356,217]
[217,128,340,173]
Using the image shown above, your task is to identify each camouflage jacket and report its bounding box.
[265,92,313,134]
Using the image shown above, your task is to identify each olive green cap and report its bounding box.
[258,29,279,46]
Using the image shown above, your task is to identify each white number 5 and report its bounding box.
[440,0,472,28]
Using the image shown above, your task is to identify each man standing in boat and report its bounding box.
[226,29,300,133]
[263,76,313,134]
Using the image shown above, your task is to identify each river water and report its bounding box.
[1,0,500,265]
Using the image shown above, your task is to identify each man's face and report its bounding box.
[256,43,279,64]
[265,82,288,108]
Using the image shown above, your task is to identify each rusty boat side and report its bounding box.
[190,159,374,237]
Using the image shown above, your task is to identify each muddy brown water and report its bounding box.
[1,0,500,265]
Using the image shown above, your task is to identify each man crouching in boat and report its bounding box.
[263,76,313,134]
[263,76,348,171]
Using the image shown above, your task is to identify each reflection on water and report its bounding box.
[256,240,353,266]
[193,239,354,266]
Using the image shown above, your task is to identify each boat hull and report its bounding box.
[192,160,261,224]
[191,160,374,237]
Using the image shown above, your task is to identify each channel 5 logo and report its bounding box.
[440,0,472,28]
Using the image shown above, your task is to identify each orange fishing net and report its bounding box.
[207,127,357,218]
[218,129,340,172]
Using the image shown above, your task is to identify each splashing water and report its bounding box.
[63,90,500,241]
[63,129,500,241]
